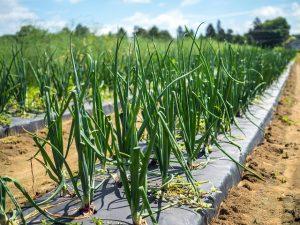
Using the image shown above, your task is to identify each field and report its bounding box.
[0,32,296,225]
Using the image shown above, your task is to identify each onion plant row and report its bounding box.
[0,35,294,225]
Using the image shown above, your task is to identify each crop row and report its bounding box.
[0,33,295,225]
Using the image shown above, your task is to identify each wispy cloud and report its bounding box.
[0,0,69,35]
[181,0,200,7]
[158,2,166,7]
[253,6,285,18]
[118,3,298,35]
[95,9,191,36]
[122,0,151,4]
[69,0,82,4]
[35,17,68,32]
[95,2,298,37]
[200,5,286,22]
[0,0,37,21]
[123,10,190,34]
[55,0,83,4]
[0,0,37,34]
[1,0,298,36]
[292,2,300,17]
[62,1,300,36]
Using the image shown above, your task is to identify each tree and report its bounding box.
[248,17,290,48]
[16,25,47,37]
[177,26,184,38]
[148,26,159,38]
[216,20,226,41]
[232,34,246,44]
[116,27,127,37]
[74,24,90,36]
[59,27,71,34]
[186,28,195,37]
[134,26,148,38]
[225,29,233,42]
[253,17,262,30]
[206,24,216,38]
[158,30,172,40]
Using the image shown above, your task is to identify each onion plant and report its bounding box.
[70,90,97,213]
[90,63,111,170]
[29,52,54,98]
[66,48,111,213]
[11,48,27,112]
[0,59,15,114]
[0,176,57,225]
[140,40,198,185]
[172,30,207,167]
[50,57,72,100]
[108,36,158,225]
[31,88,72,202]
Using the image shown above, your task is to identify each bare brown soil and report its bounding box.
[211,59,300,225]
[0,119,79,205]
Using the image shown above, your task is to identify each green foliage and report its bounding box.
[177,26,185,38]
[279,115,294,125]
[248,17,290,47]
[216,20,226,41]
[0,58,15,113]
[134,25,172,40]
[16,25,47,39]
[0,114,11,126]
[116,27,127,37]
[74,24,90,36]
[205,17,291,47]
[91,217,104,225]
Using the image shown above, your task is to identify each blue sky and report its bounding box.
[0,0,299,36]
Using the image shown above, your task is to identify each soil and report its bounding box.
[210,58,300,225]
[0,119,79,205]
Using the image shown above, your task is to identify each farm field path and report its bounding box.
[211,58,300,225]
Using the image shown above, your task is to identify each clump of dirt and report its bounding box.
[211,61,300,225]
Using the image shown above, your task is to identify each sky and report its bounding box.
[0,0,299,36]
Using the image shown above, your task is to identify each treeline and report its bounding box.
[205,17,291,48]
[7,23,173,40]
[1,16,292,48]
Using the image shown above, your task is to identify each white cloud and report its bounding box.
[292,2,300,17]
[78,3,300,37]
[225,19,252,34]
[35,17,68,32]
[291,23,300,34]
[94,10,195,37]
[0,0,69,35]
[95,24,120,36]
[181,0,200,7]
[122,0,151,3]
[0,0,37,34]
[55,0,83,3]
[123,10,190,35]
[253,6,285,18]
[1,0,295,36]
[0,0,36,21]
